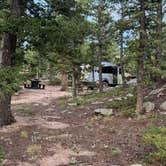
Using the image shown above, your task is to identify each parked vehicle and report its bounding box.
[83,62,122,86]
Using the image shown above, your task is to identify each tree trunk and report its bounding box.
[136,0,146,115]
[98,44,103,92]
[120,30,125,85]
[156,0,163,81]
[97,0,104,93]
[0,0,23,126]
[72,71,77,98]
[61,72,68,91]
[49,63,55,83]
[120,1,125,85]
[0,33,17,126]
[92,66,95,82]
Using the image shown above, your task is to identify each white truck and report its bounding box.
[84,62,123,87]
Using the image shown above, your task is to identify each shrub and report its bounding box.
[143,127,166,165]
[0,147,5,165]
[49,78,61,85]
[26,144,41,156]
[20,131,28,138]
[121,108,136,118]
[106,97,136,110]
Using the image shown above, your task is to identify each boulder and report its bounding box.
[108,99,114,102]
[157,92,165,98]
[143,102,155,112]
[130,164,143,166]
[114,97,122,101]
[160,101,166,111]
[94,108,113,116]
[149,84,166,96]
[126,93,134,97]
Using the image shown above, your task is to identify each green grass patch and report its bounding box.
[20,130,29,138]
[0,147,5,165]
[57,97,68,109]
[49,78,62,86]
[16,108,35,116]
[57,86,136,116]
[68,85,136,107]
[143,127,166,165]
[121,108,136,118]
[26,144,41,156]
[106,97,136,109]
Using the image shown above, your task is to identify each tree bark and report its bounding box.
[120,1,125,85]
[98,44,103,92]
[0,34,17,126]
[72,71,77,98]
[0,0,23,126]
[97,0,104,93]
[156,0,163,82]
[120,30,125,85]
[136,0,146,115]
[61,72,68,91]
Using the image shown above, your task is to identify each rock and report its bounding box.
[157,92,165,98]
[130,164,143,166]
[143,102,155,112]
[34,103,40,106]
[46,108,54,112]
[126,93,134,97]
[160,112,166,115]
[160,101,166,111]
[149,86,165,95]
[68,103,77,106]
[92,101,104,105]
[123,97,128,100]
[42,103,49,106]
[163,84,166,89]
[114,97,122,101]
[127,78,137,85]
[94,108,113,116]
[108,99,114,102]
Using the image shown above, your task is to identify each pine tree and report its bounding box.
[136,0,146,115]
[0,0,23,126]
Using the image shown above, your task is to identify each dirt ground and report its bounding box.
[0,86,164,166]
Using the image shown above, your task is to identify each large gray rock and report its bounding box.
[126,93,134,97]
[143,102,155,112]
[160,101,166,111]
[94,108,113,116]
[149,84,166,96]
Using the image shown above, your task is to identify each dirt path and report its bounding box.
[11,86,71,105]
[0,86,157,166]
[1,86,98,166]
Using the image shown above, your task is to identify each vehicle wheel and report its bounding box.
[103,81,109,88]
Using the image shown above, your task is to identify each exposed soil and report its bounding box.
[0,85,165,166]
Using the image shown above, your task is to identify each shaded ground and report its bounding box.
[0,85,165,166]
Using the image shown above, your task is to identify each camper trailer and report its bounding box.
[83,62,122,86]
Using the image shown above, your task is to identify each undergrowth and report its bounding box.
[0,147,5,165]
[68,85,136,107]
[143,127,166,165]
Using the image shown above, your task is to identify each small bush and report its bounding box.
[0,147,5,165]
[26,144,41,156]
[121,108,136,118]
[143,127,166,165]
[106,97,136,110]
[20,131,28,138]
[49,78,61,86]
